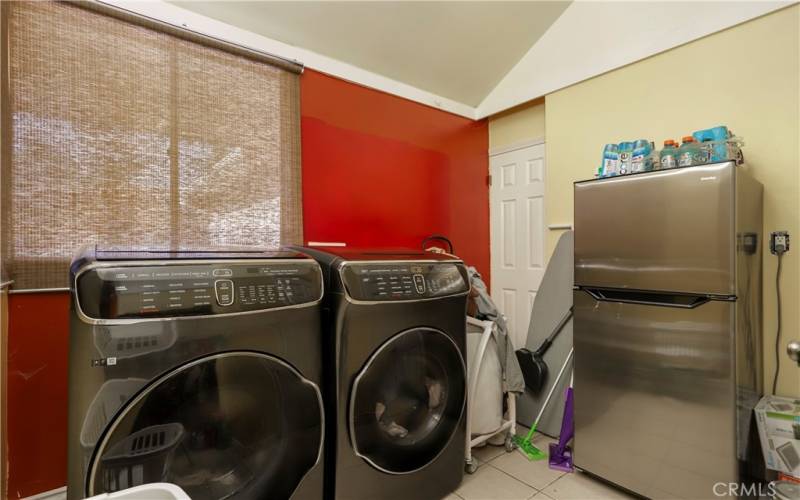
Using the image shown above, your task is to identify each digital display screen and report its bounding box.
[341,262,468,302]
[76,262,322,320]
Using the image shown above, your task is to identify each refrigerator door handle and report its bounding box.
[583,288,712,309]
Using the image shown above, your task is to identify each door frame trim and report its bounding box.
[489,136,545,157]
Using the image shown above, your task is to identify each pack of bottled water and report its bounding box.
[597,125,743,178]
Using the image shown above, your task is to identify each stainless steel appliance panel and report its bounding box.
[574,162,736,295]
[734,170,764,473]
[573,290,736,499]
[734,169,763,392]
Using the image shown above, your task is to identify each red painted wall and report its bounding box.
[7,293,70,498]
[301,70,490,275]
[5,70,489,498]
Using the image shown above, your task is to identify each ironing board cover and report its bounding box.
[517,231,574,437]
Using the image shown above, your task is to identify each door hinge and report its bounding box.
[487,174,492,186]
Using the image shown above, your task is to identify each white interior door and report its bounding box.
[489,143,546,349]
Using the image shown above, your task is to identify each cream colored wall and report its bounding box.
[544,5,799,396]
[488,97,545,150]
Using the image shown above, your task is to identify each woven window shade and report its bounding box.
[0,1,303,290]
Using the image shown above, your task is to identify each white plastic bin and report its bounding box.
[464,317,516,474]
[466,323,502,434]
[86,483,190,500]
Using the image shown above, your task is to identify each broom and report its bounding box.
[512,348,574,461]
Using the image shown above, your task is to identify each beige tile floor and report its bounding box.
[449,428,635,500]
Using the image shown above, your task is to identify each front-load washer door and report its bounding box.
[349,327,466,474]
[87,351,323,500]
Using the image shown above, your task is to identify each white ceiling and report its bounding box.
[168,1,571,106]
[478,1,792,117]
[118,0,792,118]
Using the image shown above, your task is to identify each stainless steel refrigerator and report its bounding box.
[573,161,763,499]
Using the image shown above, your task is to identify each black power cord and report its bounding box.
[772,253,783,395]
[421,234,454,254]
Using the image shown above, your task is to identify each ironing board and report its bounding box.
[517,231,574,437]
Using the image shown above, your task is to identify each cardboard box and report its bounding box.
[778,472,800,484]
[755,395,800,475]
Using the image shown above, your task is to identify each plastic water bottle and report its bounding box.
[618,142,634,175]
[697,139,713,165]
[660,140,678,169]
[678,136,699,167]
[631,139,653,173]
[693,125,730,163]
[600,144,619,177]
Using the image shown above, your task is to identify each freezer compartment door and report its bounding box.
[573,289,736,499]
[574,162,735,295]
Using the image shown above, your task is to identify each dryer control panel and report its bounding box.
[76,261,322,320]
[340,262,469,302]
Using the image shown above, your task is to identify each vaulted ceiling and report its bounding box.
[157,1,791,118]
[169,1,571,106]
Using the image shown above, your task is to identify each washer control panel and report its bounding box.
[341,262,468,302]
[77,261,322,320]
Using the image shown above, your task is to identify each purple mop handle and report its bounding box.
[552,387,574,455]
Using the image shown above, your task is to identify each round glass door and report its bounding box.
[88,352,323,499]
[349,328,466,474]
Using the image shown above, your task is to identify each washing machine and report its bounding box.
[300,248,469,500]
[67,247,326,500]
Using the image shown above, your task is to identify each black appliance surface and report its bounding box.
[299,247,469,500]
[67,246,325,500]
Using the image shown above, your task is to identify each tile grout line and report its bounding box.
[529,488,556,500]
[471,446,510,468]
[527,488,546,500]
[539,471,568,495]
[488,447,569,492]
[486,460,543,494]
[486,448,514,464]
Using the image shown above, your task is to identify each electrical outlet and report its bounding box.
[741,232,758,255]
[770,231,790,255]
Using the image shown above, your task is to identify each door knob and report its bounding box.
[788,339,800,366]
